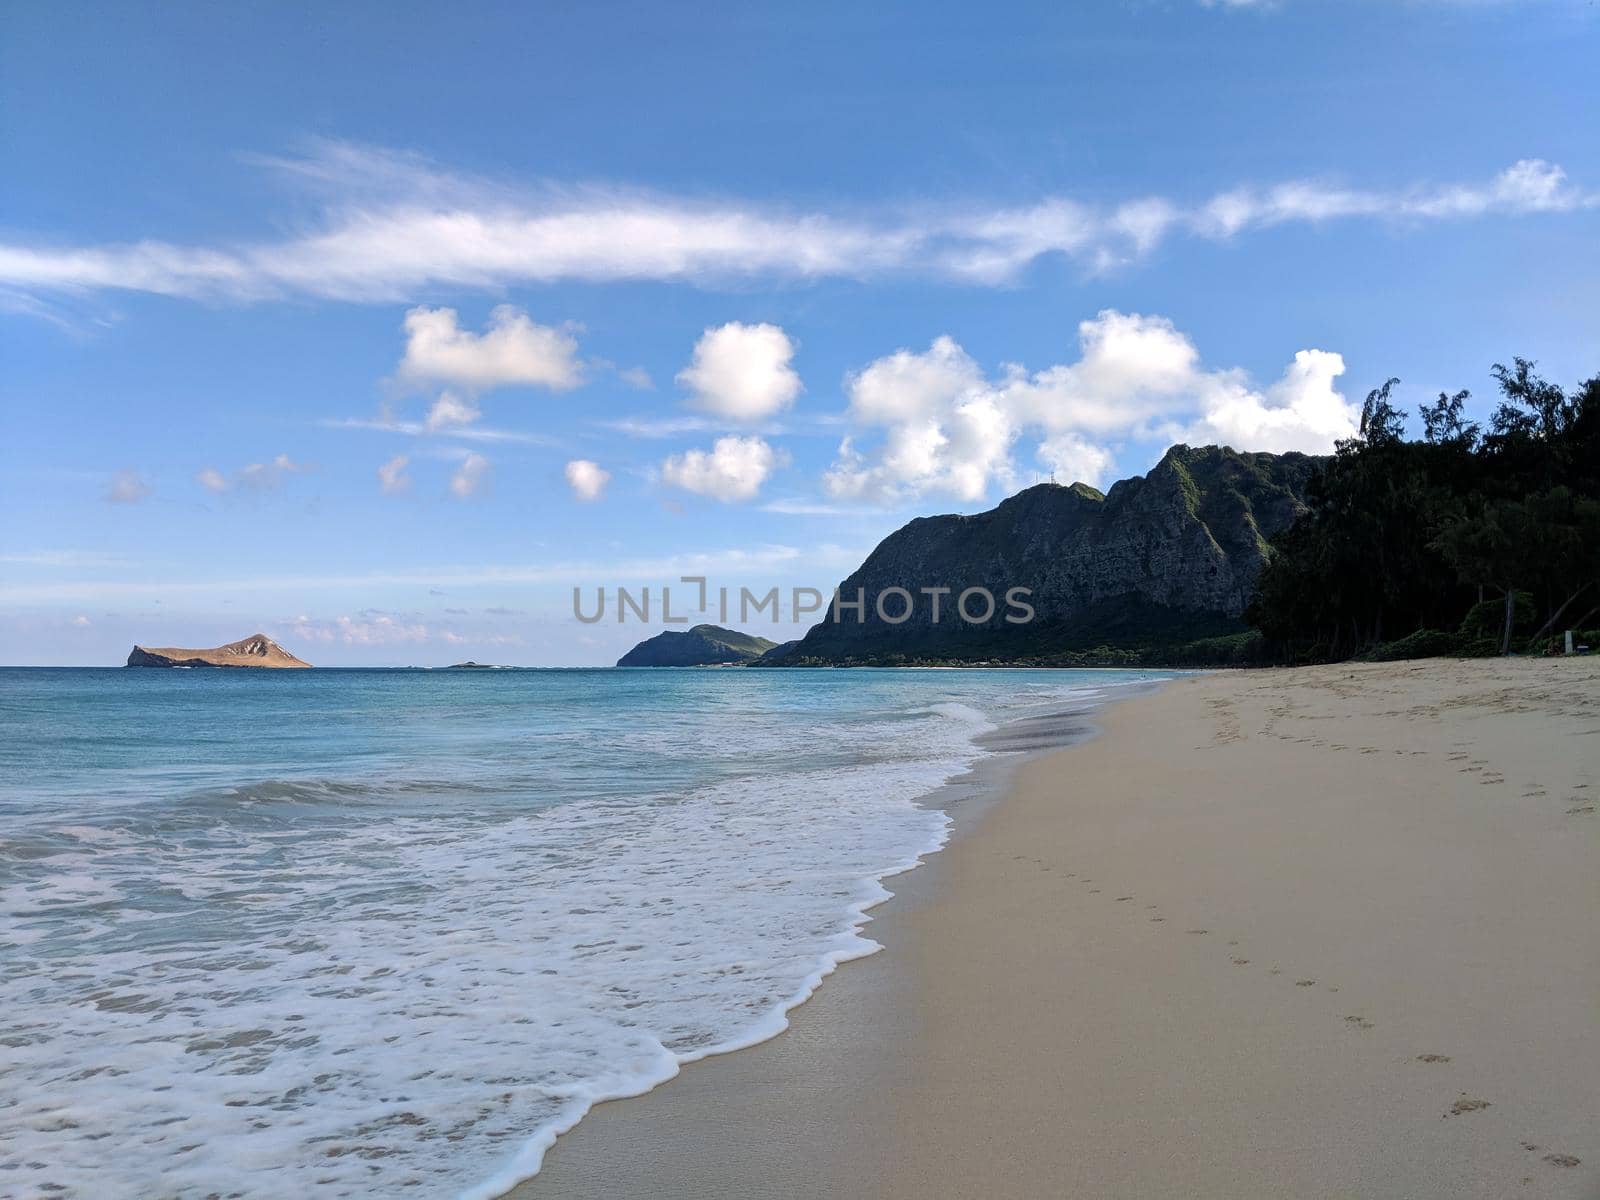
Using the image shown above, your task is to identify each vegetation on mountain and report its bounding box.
[762,446,1318,667]
[617,624,778,667]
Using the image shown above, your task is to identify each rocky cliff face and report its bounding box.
[125,634,312,668]
[768,445,1319,664]
[617,624,778,667]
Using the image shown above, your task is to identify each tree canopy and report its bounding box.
[1247,361,1600,660]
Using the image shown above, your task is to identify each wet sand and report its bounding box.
[511,657,1599,1198]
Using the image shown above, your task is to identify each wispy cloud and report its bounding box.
[0,544,863,604]
[196,454,310,494]
[0,550,134,568]
[102,469,153,504]
[377,454,411,495]
[1,142,1591,304]
[448,452,492,499]
[598,414,773,439]
[321,416,560,446]
[758,499,883,517]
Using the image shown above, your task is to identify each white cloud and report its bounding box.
[660,435,784,502]
[617,366,654,390]
[677,322,802,420]
[103,469,152,504]
[398,304,582,392]
[1000,310,1203,434]
[291,613,431,646]
[824,337,1015,503]
[1036,434,1116,489]
[1169,349,1358,453]
[197,454,308,494]
[72,615,92,628]
[1,142,1589,302]
[564,459,611,502]
[844,335,984,425]
[424,390,480,431]
[825,309,1359,504]
[449,452,491,498]
[377,454,411,495]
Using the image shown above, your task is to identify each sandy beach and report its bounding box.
[515,657,1599,1199]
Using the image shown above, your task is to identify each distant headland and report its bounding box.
[617,624,778,667]
[125,634,312,669]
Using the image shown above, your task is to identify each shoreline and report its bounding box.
[485,672,1161,1197]
[511,657,1598,1198]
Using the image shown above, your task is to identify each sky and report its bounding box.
[1,0,1596,666]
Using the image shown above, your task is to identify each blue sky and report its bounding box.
[2,0,1596,665]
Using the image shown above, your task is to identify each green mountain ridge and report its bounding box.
[763,445,1319,666]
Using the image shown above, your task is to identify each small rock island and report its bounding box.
[616,624,778,667]
[125,633,312,669]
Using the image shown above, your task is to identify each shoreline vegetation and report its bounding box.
[1247,361,1598,664]
[514,656,1599,1199]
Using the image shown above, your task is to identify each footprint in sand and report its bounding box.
[1543,1154,1581,1168]
[1294,979,1316,987]
[1231,957,1250,966]
[1416,1054,1452,1063]
[1568,805,1596,815]
[1445,1096,1490,1117]
[1186,929,1209,935]
[1149,917,1165,923]
[1115,896,1134,902]
[1344,1015,1374,1030]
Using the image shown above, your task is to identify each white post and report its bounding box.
[1565,630,1575,655]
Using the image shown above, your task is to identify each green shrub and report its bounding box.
[1365,629,1465,661]
[1459,592,1535,641]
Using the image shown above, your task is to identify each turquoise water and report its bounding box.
[0,666,1166,1198]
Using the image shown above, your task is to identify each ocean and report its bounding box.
[0,666,1167,1198]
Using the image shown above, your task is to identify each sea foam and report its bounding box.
[0,667,1157,1198]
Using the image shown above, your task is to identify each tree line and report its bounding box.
[1246,359,1600,661]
